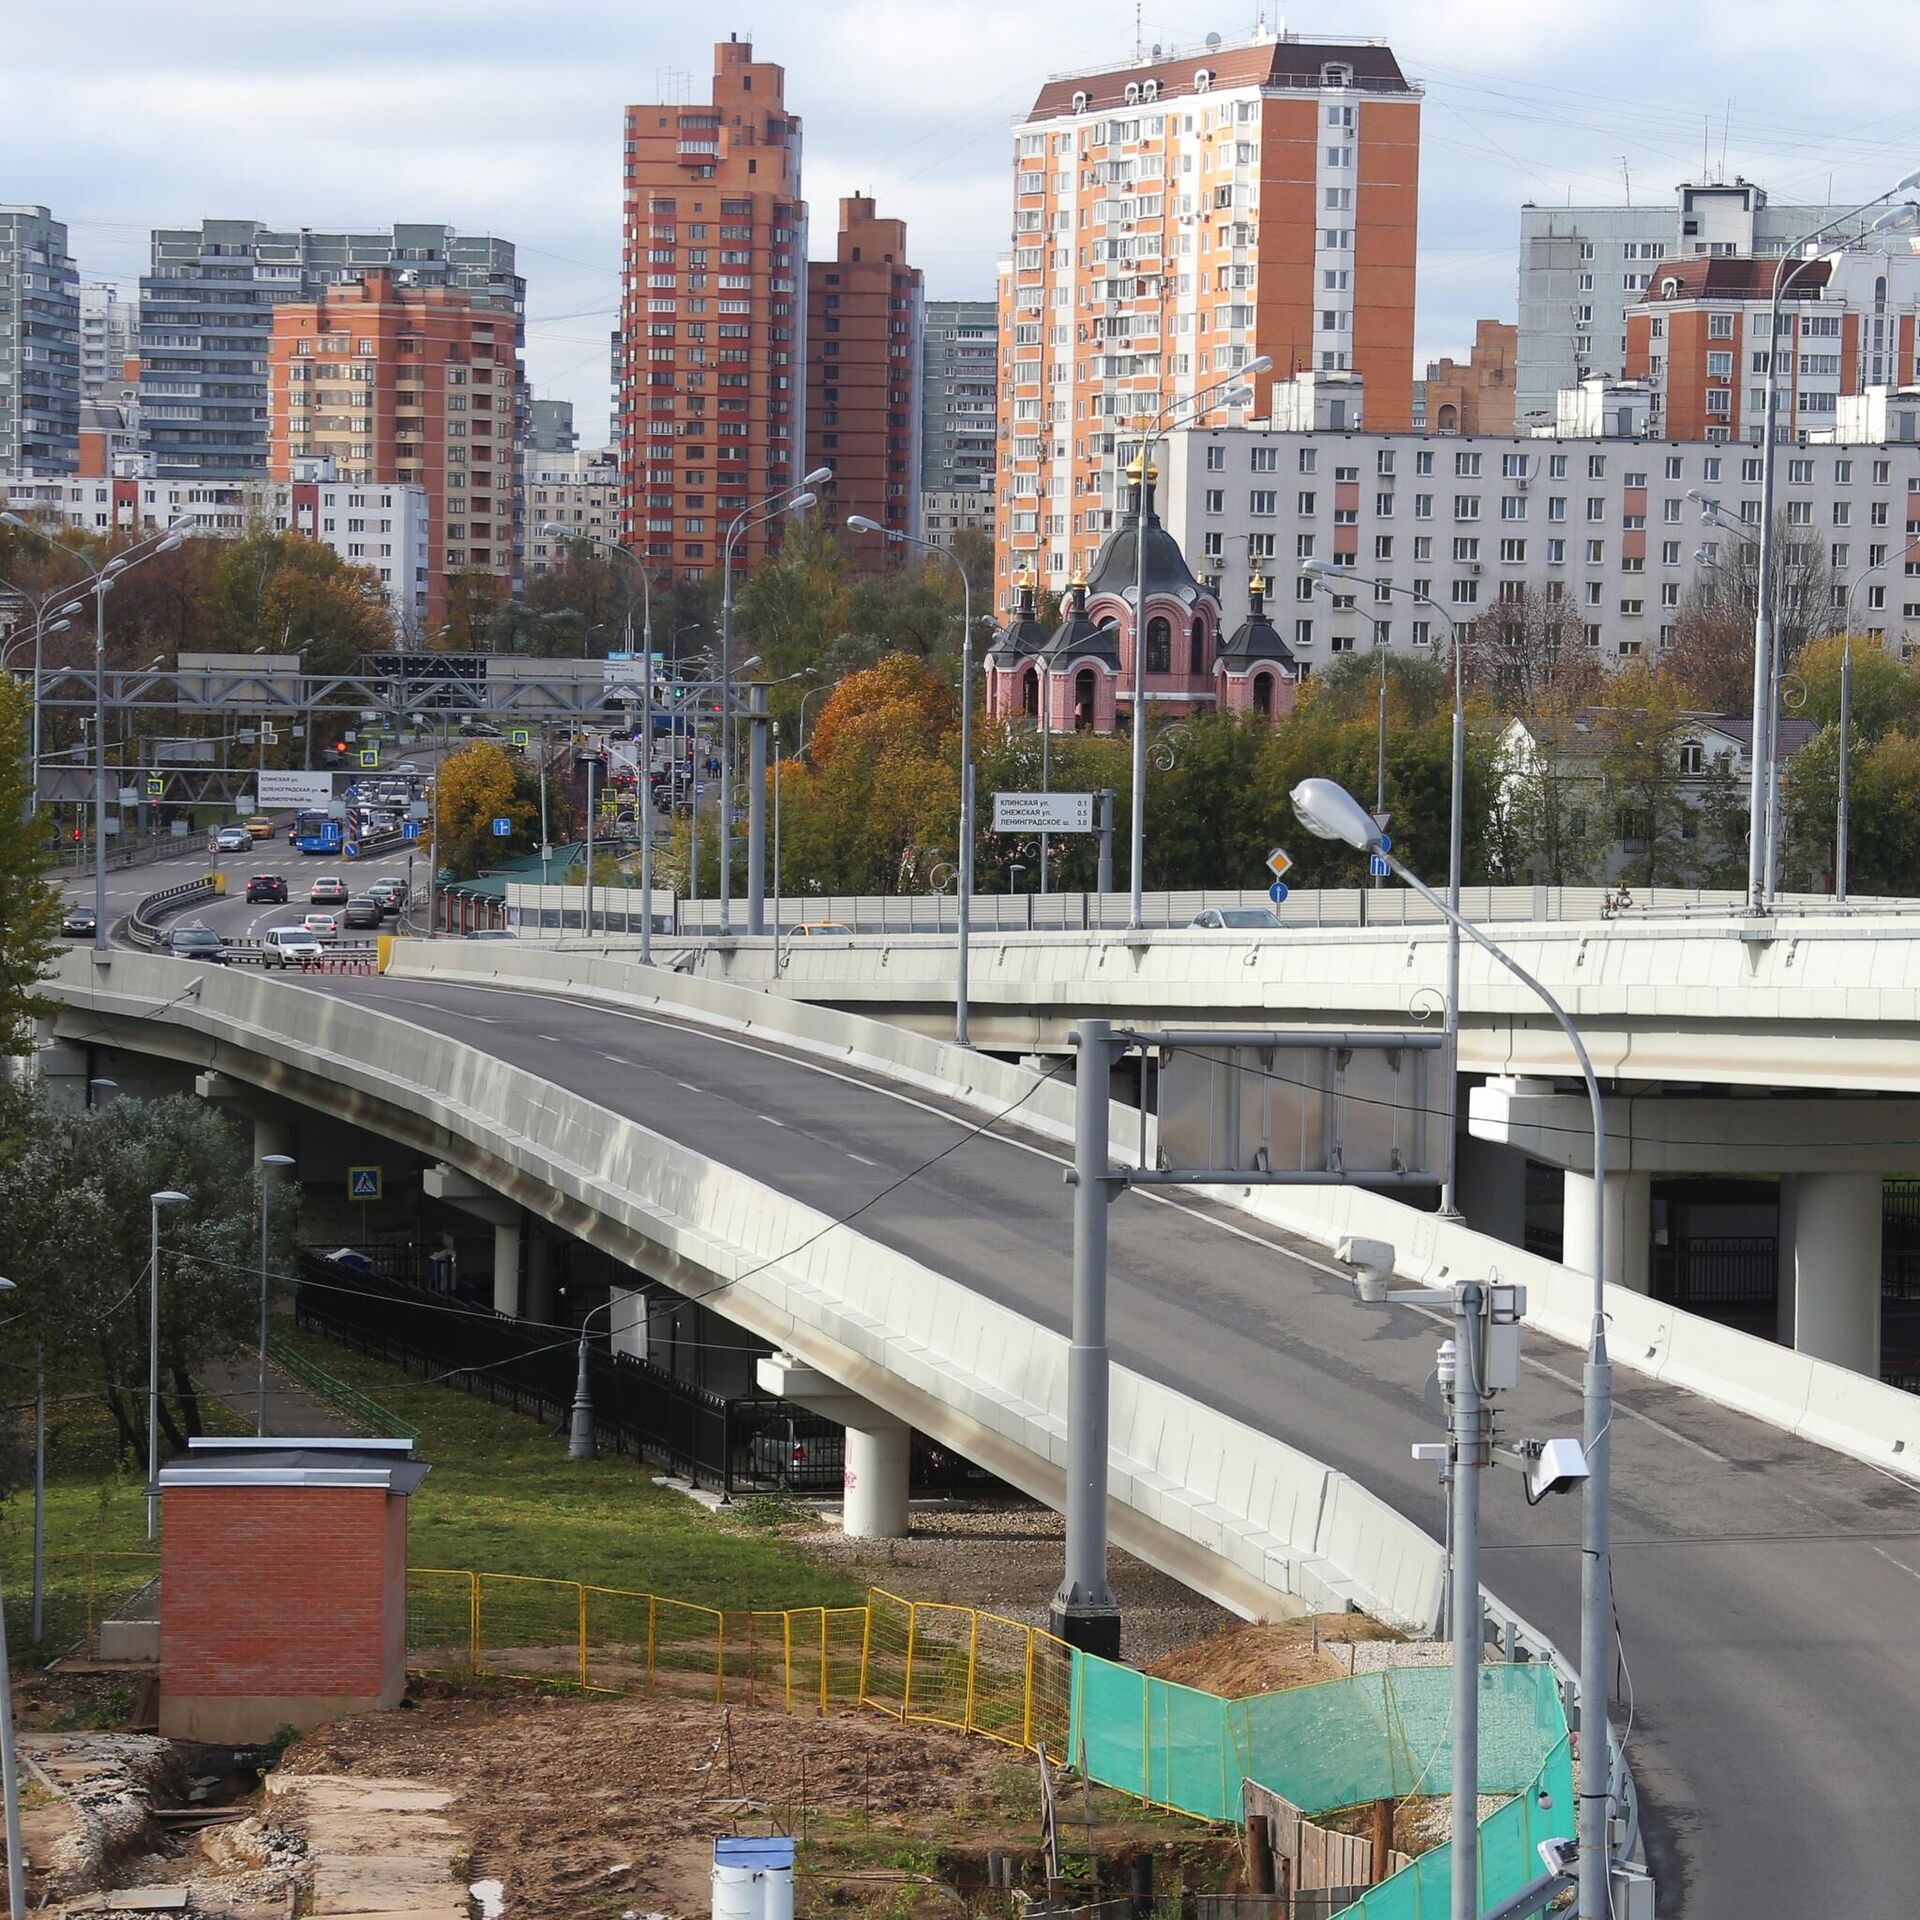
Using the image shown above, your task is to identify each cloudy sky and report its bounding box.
[9,1,1920,440]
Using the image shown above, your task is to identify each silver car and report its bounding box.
[1188,907,1284,929]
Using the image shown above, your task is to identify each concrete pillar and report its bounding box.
[1775,1174,1799,1347]
[1454,1135,1529,1250]
[253,1113,295,1164]
[524,1227,556,1326]
[1792,1172,1883,1376]
[844,1422,911,1540]
[491,1216,522,1317]
[1562,1167,1652,1294]
[607,1284,646,1361]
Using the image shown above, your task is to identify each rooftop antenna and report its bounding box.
[1621,159,1632,207]
[1134,0,1142,61]
[1721,99,1733,182]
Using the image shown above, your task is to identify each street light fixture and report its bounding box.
[848,514,980,1042]
[1291,775,1615,1920]
[147,1189,190,1541]
[255,1156,295,1433]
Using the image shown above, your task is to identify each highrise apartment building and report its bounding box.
[267,269,524,625]
[527,398,578,454]
[921,298,996,543]
[617,37,808,581]
[525,446,619,574]
[805,195,922,546]
[0,207,80,472]
[78,284,139,401]
[995,29,1420,596]
[1517,180,1882,428]
[140,221,523,477]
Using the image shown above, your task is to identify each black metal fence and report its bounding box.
[1652,1234,1777,1307]
[293,1251,837,1494]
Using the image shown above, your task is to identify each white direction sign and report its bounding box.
[258,769,334,810]
[993,791,1094,834]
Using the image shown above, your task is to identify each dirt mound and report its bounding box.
[1140,1616,1401,1698]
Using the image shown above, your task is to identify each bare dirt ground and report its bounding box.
[1141,1614,1406,1696]
[280,1681,1241,1920]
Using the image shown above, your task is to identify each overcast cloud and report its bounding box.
[7,1,1920,441]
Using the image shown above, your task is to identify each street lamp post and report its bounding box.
[0,1275,25,1920]
[719,469,830,932]
[848,516,978,1045]
[567,1294,641,1461]
[256,1155,295,1434]
[1743,181,1920,909]
[1123,364,1269,929]
[0,579,82,812]
[147,1189,189,1540]
[1290,776,1613,1920]
[1302,560,1466,1216]
[1,514,192,949]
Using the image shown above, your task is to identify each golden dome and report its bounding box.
[1125,452,1161,484]
[1249,569,1269,597]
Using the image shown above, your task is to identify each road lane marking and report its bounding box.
[758,1114,786,1128]
[1871,1544,1920,1584]
[847,1152,879,1167]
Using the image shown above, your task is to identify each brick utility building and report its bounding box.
[1423,319,1517,436]
[157,1438,429,1743]
[807,195,923,549]
[994,27,1420,602]
[268,268,523,625]
[617,37,808,582]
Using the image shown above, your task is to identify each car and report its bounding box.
[213,826,253,852]
[60,907,96,939]
[245,874,289,904]
[1188,907,1285,930]
[461,928,517,940]
[262,926,325,967]
[367,879,408,916]
[394,761,419,774]
[300,912,341,942]
[457,719,501,738]
[243,817,274,841]
[343,896,383,930]
[785,921,853,937]
[309,875,349,905]
[164,925,228,964]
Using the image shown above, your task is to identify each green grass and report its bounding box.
[272,1325,863,1608]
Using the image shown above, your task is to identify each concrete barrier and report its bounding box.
[43,947,1443,1635]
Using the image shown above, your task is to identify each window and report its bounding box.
[1500,496,1527,520]
[1452,537,1480,562]
[1204,444,1225,470]
[1454,495,1480,520]
[1375,535,1393,561]
[1455,452,1482,477]
[1146,616,1171,673]
[1251,446,1278,473]
[1708,351,1733,378]
[1376,492,1395,516]
[1414,493,1433,519]
[1708,313,1735,339]
[1251,490,1277,515]
[1451,579,1479,606]
[1377,450,1396,476]
[1586,539,1605,563]
[1547,538,1566,564]
[1204,488,1224,513]
[1298,447,1318,473]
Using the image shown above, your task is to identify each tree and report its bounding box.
[1590,665,1699,887]
[432,741,538,877]
[436,573,511,651]
[1485,705,1609,886]
[0,677,62,1050]
[1457,589,1604,714]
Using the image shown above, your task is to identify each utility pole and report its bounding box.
[747,681,769,934]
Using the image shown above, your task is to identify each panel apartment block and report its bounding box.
[920,297,996,541]
[269,270,523,625]
[995,28,1420,599]
[1517,180,1883,429]
[78,283,138,403]
[1159,423,1920,666]
[806,195,922,546]
[0,206,80,472]
[139,221,522,477]
[618,36,808,580]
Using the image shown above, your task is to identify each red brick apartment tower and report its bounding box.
[618,36,807,582]
[269,270,520,625]
[995,29,1420,597]
[807,195,925,552]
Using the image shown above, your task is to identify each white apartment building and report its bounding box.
[523,447,618,576]
[77,283,137,401]
[0,468,430,633]
[1517,179,1883,427]
[1158,422,1920,666]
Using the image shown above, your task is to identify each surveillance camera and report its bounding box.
[1537,1837,1577,1878]
[1335,1236,1396,1303]
[1523,1436,1590,1500]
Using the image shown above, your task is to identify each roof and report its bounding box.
[988,580,1053,661]
[1640,258,1832,303]
[158,1436,432,1495]
[1217,593,1298,671]
[1029,39,1412,118]
[1043,592,1123,668]
[1509,709,1818,761]
[1083,477,1216,613]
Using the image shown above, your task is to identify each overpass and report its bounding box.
[40,940,1920,1918]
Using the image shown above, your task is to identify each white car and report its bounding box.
[300,912,341,943]
[1188,907,1284,930]
[262,926,325,967]
[213,826,253,852]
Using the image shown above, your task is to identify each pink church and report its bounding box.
[986,457,1299,733]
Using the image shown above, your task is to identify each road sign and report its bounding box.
[347,1166,383,1201]
[510,728,531,748]
[491,817,511,837]
[992,791,1094,833]
[1266,846,1292,882]
[118,786,139,807]
[1371,810,1392,833]
[259,769,332,809]
[1369,854,1391,878]
[402,821,422,841]
[145,775,164,798]
[1269,880,1289,904]
[259,724,278,747]
[359,748,380,769]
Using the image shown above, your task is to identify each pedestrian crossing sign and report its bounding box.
[145,775,164,798]
[347,1166,383,1201]
[359,749,379,769]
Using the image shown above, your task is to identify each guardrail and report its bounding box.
[127,876,382,967]
[127,873,219,949]
[266,1333,421,1440]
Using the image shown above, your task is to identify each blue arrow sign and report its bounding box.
[1369,854,1391,878]
[402,821,422,841]
[491,817,512,837]
[1268,880,1289,904]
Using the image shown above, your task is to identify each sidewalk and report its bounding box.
[194,1354,362,1439]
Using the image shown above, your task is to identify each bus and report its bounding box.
[293,812,344,856]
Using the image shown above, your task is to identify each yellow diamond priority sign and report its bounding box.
[1266,846,1292,882]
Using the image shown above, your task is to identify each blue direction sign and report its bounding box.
[491,816,512,837]
[347,1166,383,1201]
[1268,880,1289,904]
[402,821,422,841]
[1369,854,1391,878]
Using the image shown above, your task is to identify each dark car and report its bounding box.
[60,907,97,939]
[245,873,289,904]
[165,925,228,964]
[342,896,383,930]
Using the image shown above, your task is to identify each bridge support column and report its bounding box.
[253,1113,295,1164]
[1791,1172,1882,1377]
[491,1216,522,1317]
[524,1226,556,1326]
[1454,1134,1528,1249]
[754,1353,911,1540]
[423,1165,525,1316]
[1562,1167,1651,1294]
